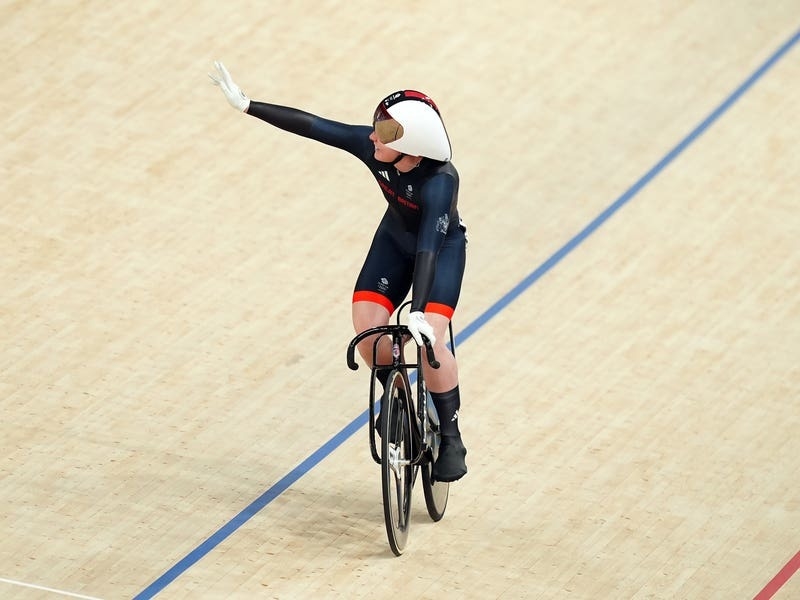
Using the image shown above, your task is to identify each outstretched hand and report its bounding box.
[209,61,250,112]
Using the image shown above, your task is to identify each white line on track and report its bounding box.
[0,576,105,600]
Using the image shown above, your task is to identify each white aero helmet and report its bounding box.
[373,90,452,162]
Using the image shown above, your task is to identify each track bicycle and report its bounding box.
[346,302,455,555]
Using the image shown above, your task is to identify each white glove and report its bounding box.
[208,61,250,112]
[408,311,435,347]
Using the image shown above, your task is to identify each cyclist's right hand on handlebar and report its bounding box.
[408,311,435,347]
[209,61,250,112]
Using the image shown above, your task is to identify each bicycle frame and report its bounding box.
[347,323,432,466]
[346,303,456,467]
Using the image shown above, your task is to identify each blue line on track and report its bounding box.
[134,26,800,600]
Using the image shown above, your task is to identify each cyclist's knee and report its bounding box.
[352,300,390,333]
[423,312,451,346]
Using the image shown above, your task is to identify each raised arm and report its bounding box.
[209,61,369,152]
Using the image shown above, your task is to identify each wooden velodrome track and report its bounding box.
[2,2,799,599]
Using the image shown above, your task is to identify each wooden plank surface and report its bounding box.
[1,2,798,598]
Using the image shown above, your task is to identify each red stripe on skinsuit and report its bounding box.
[425,302,454,320]
[353,291,395,315]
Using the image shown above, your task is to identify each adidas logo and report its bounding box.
[379,170,390,181]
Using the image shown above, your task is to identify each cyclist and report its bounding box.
[209,62,468,482]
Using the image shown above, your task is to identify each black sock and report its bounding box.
[430,386,461,437]
[376,369,389,391]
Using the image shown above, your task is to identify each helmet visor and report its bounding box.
[373,104,405,144]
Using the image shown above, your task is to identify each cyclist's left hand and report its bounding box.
[408,311,435,347]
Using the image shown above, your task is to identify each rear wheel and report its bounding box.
[380,370,413,555]
[421,393,449,520]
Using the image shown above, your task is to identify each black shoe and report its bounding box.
[433,435,467,482]
[375,389,406,443]
[374,410,394,440]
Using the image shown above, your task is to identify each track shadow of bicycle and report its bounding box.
[253,474,460,561]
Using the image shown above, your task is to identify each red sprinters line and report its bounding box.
[753,550,800,600]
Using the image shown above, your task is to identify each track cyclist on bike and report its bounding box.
[210,62,468,482]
